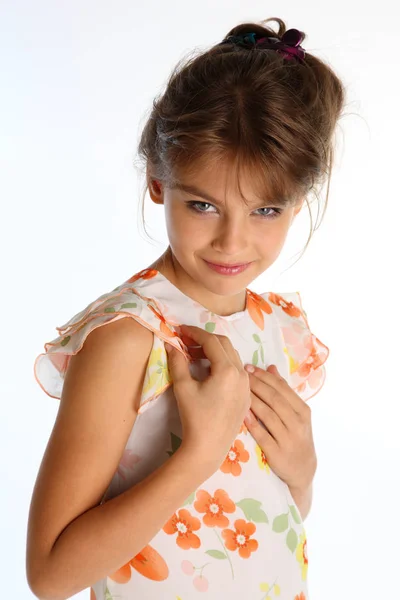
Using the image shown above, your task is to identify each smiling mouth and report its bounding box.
[204,260,252,267]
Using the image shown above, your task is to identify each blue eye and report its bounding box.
[254,206,282,219]
[185,201,282,219]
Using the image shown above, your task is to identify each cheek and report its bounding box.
[164,205,207,247]
[254,222,290,252]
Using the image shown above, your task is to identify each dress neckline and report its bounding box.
[152,268,250,322]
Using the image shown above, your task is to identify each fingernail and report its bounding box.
[245,364,255,373]
[244,409,254,425]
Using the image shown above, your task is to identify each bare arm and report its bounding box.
[288,481,313,521]
[40,447,209,600]
[26,316,214,600]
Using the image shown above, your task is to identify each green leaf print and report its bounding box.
[286,528,298,553]
[252,333,261,344]
[104,307,116,313]
[260,344,265,363]
[104,587,122,600]
[272,512,289,533]
[236,499,269,524]
[205,549,227,560]
[60,336,71,347]
[182,491,195,506]
[120,302,138,308]
[104,586,113,600]
[205,322,216,333]
[252,350,259,366]
[166,432,182,457]
[289,504,301,524]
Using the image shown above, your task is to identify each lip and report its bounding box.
[203,259,252,275]
[204,260,251,268]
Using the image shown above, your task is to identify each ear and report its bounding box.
[291,197,305,221]
[147,176,164,205]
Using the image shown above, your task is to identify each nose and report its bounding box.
[211,215,249,255]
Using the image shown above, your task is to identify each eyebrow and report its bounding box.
[172,182,291,207]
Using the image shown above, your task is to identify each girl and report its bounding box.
[27,16,345,600]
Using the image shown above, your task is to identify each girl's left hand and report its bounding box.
[244,364,317,491]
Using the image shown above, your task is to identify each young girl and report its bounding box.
[27,17,345,600]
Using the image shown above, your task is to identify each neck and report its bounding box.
[147,248,248,317]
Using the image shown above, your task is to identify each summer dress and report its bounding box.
[34,267,328,600]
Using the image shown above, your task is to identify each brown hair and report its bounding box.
[135,16,348,265]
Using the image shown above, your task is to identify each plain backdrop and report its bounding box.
[1,1,399,598]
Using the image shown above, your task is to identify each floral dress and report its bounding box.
[34,268,329,600]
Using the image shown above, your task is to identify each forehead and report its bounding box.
[170,157,296,207]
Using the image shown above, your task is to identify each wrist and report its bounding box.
[175,444,220,478]
[289,475,314,493]
[288,481,314,521]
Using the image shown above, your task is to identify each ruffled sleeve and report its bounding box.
[267,291,329,402]
[33,281,191,414]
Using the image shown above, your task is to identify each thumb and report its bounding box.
[165,342,190,384]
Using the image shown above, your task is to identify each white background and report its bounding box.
[1,1,399,598]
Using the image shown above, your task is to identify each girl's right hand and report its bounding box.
[165,325,251,473]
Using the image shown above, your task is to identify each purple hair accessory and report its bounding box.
[220,28,306,61]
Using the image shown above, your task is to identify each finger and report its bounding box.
[165,343,192,384]
[248,375,295,428]
[245,408,277,455]
[187,344,243,369]
[179,333,202,347]
[179,325,243,372]
[187,345,206,360]
[214,338,244,371]
[185,339,243,372]
[250,366,305,416]
[250,391,287,442]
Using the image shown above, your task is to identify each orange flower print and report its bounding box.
[292,345,325,397]
[220,439,249,476]
[283,328,326,397]
[296,531,309,581]
[155,301,185,332]
[284,326,324,375]
[108,544,169,583]
[126,269,179,337]
[295,374,323,398]
[255,442,271,474]
[221,518,259,558]
[246,289,273,330]
[268,292,302,318]
[127,268,158,284]
[280,308,328,401]
[129,547,169,581]
[163,508,201,550]
[147,303,179,338]
[294,593,306,600]
[296,342,326,378]
[239,421,249,435]
[193,488,236,528]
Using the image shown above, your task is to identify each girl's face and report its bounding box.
[148,159,304,316]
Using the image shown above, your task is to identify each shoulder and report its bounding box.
[73,316,155,390]
[84,314,154,349]
[63,316,155,419]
